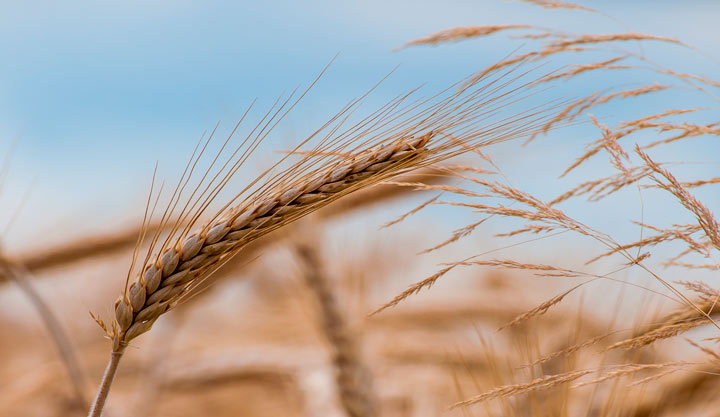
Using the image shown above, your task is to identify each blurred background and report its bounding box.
[1,1,720,416]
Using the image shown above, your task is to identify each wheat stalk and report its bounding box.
[0,259,88,410]
[110,133,432,347]
[87,132,433,417]
[85,55,566,414]
[294,240,377,417]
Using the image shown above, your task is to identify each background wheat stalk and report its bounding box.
[0,259,88,410]
[294,239,377,417]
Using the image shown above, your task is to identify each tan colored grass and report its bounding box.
[642,122,720,149]
[377,166,719,343]
[382,4,720,416]
[605,297,717,351]
[665,261,720,270]
[607,320,708,351]
[497,285,583,330]
[588,115,630,174]
[450,259,582,277]
[572,362,687,388]
[495,224,555,237]
[567,118,719,161]
[530,332,615,367]
[452,369,593,408]
[677,280,720,301]
[466,47,592,87]
[511,31,559,40]
[685,338,720,362]
[658,68,720,89]
[381,195,439,229]
[371,264,457,315]
[586,223,704,264]
[667,176,720,189]
[538,56,629,83]
[398,25,533,49]
[560,107,711,178]
[550,166,656,206]
[539,83,670,148]
[636,146,720,250]
[515,0,597,12]
[628,368,680,387]
[546,32,684,50]
[618,108,704,129]
[418,219,489,254]
[465,31,681,92]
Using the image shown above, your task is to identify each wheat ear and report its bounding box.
[87,132,432,417]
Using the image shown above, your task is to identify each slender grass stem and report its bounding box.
[88,348,125,417]
[0,260,88,408]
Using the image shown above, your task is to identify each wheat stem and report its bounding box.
[88,348,125,417]
[85,134,433,414]
[295,241,376,417]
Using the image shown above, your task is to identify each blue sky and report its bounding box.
[0,0,718,248]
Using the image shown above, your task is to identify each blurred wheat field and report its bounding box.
[1,1,720,416]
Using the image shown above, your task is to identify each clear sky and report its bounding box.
[0,0,718,249]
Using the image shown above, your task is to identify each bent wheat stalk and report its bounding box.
[112,133,433,347]
[87,133,432,417]
[87,61,563,415]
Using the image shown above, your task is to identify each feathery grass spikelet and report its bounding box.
[636,146,720,250]
[606,297,717,351]
[515,0,597,13]
[452,369,593,408]
[571,362,687,388]
[498,283,585,330]
[529,332,615,367]
[398,25,533,49]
